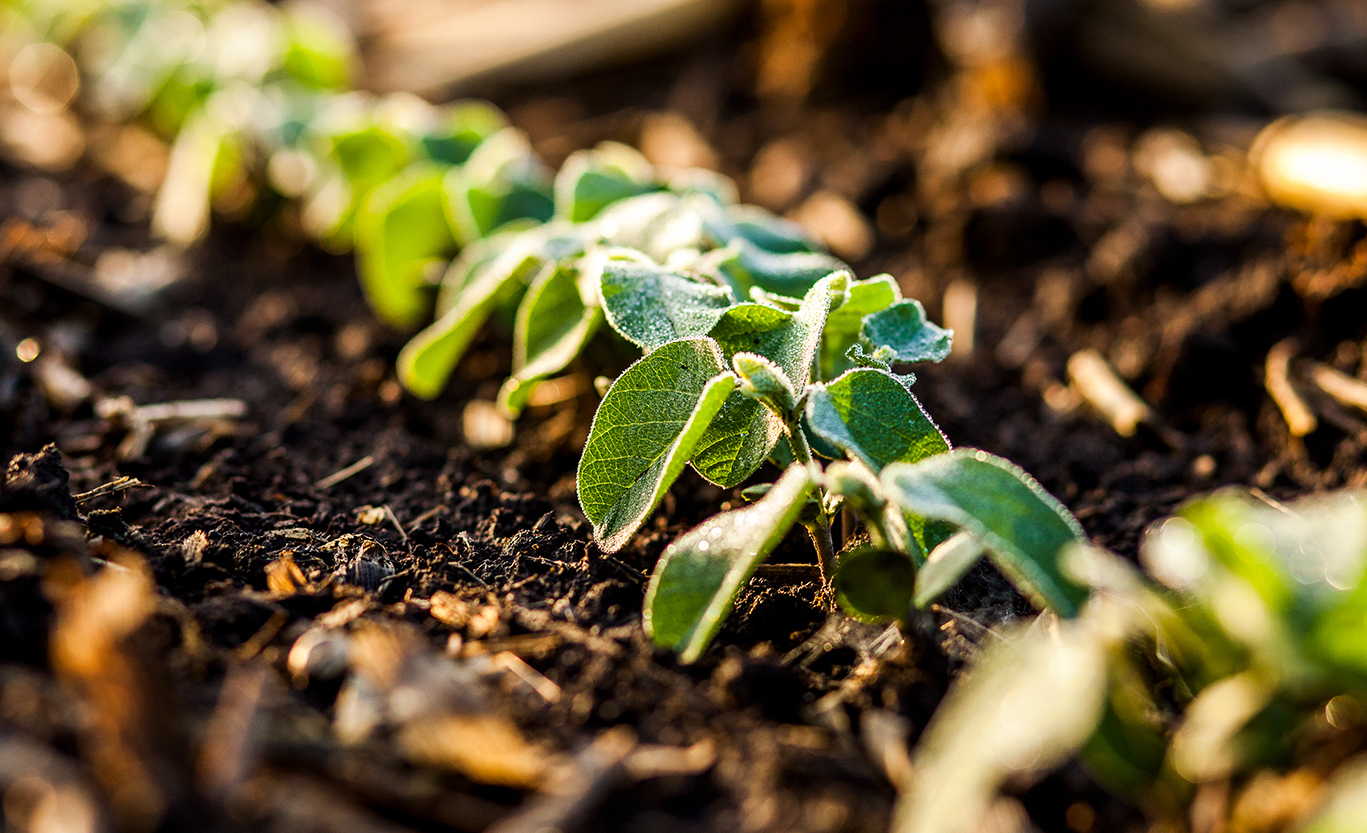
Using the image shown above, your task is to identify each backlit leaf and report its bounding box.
[861,300,952,365]
[599,252,734,351]
[499,257,602,416]
[397,236,547,398]
[882,450,1090,617]
[442,127,553,245]
[836,547,917,622]
[578,338,735,552]
[913,531,985,609]
[806,368,949,471]
[555,142,659,222]
[645,463,814,662]
[354,164,454,328]
[822,275,901,378]
[713,238,849,298]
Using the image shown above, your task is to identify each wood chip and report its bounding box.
[1264,339,1317,437]
[1067,349,1152,436]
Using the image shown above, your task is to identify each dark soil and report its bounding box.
[4,4,1367,832]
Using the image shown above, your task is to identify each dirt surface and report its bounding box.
[5,4,1367,832]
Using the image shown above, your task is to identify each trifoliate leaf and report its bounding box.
[397,237,546,398]
[578,338,735,553]
[354,164,454,329]
[599,252,734,351]
[555,141,659,222]
[881,449,1090,617]
[806,368,949,471]
[499,257,602,416]
[913,531,986,609]
[644,463,814,662]
[861,299,952,365]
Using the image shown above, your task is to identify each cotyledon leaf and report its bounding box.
[397,238,545,399]
[578,338,735,553]
[691,272,846,488]
[806,368,949,472]
[644,463,814,663]
[861,299,953,365]
[881,449,1091,617]
[354,163,454,329]
[599,252,735,351]
[498,257,602,416]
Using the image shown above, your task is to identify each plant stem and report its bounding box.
[785,422,837,599]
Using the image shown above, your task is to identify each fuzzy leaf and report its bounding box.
[881,450,1091,617]
[822,275,901,378]
[691,273,844,487]
[499,258,602,416]
[913,531,986,609]
[354,164,454,329]
[732,352,797,418]
[397,238,546,398]
[599,253,734,351]
[555,142,659,222]
[645,463,813,662]
[578,338,735,553]
[331,125,410,195]
[861,300,952,365]
[806,368,949,471]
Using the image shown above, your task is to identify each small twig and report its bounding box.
[1067,349,1152,437]
[73,476,146,503]
[409,504,446,531]
[1307,361,1367,414]
[313,455,375,490]
[382,504,409,547]
[1265,339,1317,437]
[1248,487,1300,518]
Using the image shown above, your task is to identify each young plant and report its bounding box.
[13,0,1101,663]
[896,486,1367,833]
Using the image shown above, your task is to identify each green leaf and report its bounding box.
[691,273,844,487]
[578,338,735,553]
[861,300,952,365]
[644,463,814,662]
[913,531,986,609]
[354,164,454,328]
[713,238,849,298]
[824,459,913,556]
[499,258,602,416]
[420,100,508,165]
[599,252,734,351]
[281,3,356,90]
[881,449,1091,617]
[821,275,901,378]
[898,618,1108,833]
[835,547,917,622]
[331,125,410,195]
[806,368,949,471]
[442,127,553,245]
[717,205,822,254]
[397,238,546,398]
[732,352,797,418]
[555,141,659,222]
